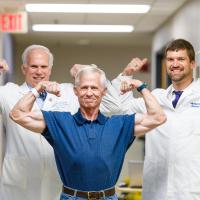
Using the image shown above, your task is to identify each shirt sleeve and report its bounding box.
[110,114,136,152]
[122,114,136,149]
[99,80,121,116]
[41,111,71,147]
[111,73,134,108]
[41,111,56,146]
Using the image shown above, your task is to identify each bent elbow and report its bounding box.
[156,112,167,125]
[9,110,20,123]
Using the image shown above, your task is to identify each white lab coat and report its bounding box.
[119,80,200,200]
[0,81,120,200]
[0,82,62,200]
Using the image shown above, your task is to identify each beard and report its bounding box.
[168,69,192,83]
[169,73,186,82]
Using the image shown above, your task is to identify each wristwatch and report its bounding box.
[137,82,148,92]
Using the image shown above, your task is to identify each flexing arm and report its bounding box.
[9,81,61,133]
[121,79,166,136]
[111,58,148,112]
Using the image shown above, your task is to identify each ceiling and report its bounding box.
[1,0,189,46]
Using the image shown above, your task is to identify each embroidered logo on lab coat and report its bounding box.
[191,102,200,107]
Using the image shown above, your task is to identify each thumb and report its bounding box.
[142,58,148,66]
[142,58,148,65]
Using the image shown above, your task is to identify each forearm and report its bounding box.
[14,91,36,114]
[140,88,166,126]
[134,88,166,136]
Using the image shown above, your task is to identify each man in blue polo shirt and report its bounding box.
[10,67,166,200]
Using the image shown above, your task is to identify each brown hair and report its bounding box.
[165,39,195,62]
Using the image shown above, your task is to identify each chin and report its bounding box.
[84,103,96,108]
[85,104,94,107]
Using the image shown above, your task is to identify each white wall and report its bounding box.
[14,43,151,83]
[152,0,200,88]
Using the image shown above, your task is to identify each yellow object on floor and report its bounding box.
[125,191,141,200]
[117,187,142,200]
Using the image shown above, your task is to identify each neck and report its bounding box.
[80,107,99,121]
[172,78,193,91]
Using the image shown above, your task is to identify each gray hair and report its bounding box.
[74,66,107,88]
[22,45,54,67]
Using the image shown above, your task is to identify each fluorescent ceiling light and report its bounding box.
[26,4,150,13]
[32,24,134,33]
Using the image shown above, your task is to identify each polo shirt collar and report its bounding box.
[74,109,107,125]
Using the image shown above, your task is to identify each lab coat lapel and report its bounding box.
[166,82,197,109]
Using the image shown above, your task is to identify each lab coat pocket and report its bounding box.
[2,155,27,189]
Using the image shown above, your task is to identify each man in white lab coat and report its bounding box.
[0,45,120,200]
[115,38,200,200]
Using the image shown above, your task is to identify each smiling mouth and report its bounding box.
[171,68,183,72]
[172,69,180,72]
[34,77,44,80]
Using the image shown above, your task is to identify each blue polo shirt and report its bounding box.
[42,110,135,191]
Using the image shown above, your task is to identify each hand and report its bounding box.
[70,64,88,79]
[36,81,61,97]
[70,64,98,79]
[0,59,9,73]
[122,58,148,76]
[120,79,143,94]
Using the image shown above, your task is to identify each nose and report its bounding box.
[85,88,93,96]
[36,67,42,74]
[172,59,179,67]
